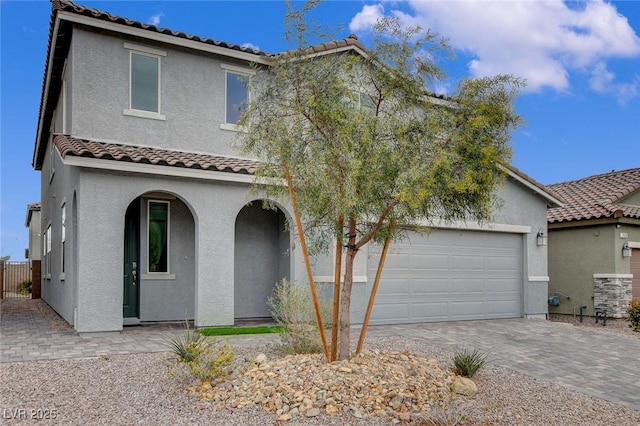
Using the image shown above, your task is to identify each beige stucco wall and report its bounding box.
[549,222,640,316]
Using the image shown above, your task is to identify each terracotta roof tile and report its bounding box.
[547,168,640,223]
[53,135,260,175]
[53,0,270,56]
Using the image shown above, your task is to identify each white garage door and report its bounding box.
[370,229,523,324]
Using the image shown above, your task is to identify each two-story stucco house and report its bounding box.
[33,0,562,333]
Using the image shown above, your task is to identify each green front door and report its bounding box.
[123,202,140,318]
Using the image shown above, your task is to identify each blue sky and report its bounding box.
[1,0,639,260]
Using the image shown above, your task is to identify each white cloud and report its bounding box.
[349,0,640,96]
[589,62,639,104]
[148,13,164,27]
[241,42,260,52]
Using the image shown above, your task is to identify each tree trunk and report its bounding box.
[331,216,343,362]
[338,218,357,360]
[356,219,394,355]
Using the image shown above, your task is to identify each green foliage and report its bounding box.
[166,323,207,363]
[166,322,235,383]
[451,347,489,378]
[239,1,524,359]
[268,280,331,354]
[18,279,32,295]
[185,341,235,383]
[627,300,640,332]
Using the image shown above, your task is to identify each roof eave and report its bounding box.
[501,165,564,208]
[33,10,64,171]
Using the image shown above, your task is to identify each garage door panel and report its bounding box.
[376,279,409,295]
[411,278,449,294]
[372,303,410,323]
[450,300,486,316]
[450,278,485,294]
[412,302,449,320]
[451,255,485,270]
[487,300,520,315]
[412,254,448,270]
[384,253,410,269]
[488,278,520,292]
[370,229,523,325]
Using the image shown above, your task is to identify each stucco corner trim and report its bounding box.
[528,276,549,282]
[592,273,633,279]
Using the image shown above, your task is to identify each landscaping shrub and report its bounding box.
[185,341,235,383]
[627,299,640,332]
[18,278,32,295]
[267,279,331,355]
[166,321,235,383]
[166,322,207,363]
[451,347,489,378]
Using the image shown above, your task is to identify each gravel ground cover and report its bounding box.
[2,334,640,425]
[548,313,639,338]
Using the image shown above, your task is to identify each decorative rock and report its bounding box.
[452,377,478,396]
[192,350,459,422]
[305,408,321,417]
[277,413,292,422]
[325,404,339,415]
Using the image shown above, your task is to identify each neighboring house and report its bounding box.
[547,168,640,318]
[33,0,561,333]
[25,202,42,298]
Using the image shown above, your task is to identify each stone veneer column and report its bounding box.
[593,274,633,318]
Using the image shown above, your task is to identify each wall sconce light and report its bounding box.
[622,242,631,258]
[536,229,547,246]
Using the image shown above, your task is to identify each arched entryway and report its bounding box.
[123,192,196,323]
[234,201,290,320]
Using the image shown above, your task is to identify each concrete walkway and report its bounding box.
[2,299,639,411]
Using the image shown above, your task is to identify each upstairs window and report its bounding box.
[131,52,159,112]
[221,64,254,129]
[123,43,166,120]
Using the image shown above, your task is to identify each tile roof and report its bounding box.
[52,0,270,56]
[547,168,640,223]
[53,135,260,175]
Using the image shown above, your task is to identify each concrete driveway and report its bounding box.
[2,299,639,410]
[366,319,640,410]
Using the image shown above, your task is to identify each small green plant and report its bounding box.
[17,278,32,295]
[451,347,489,378]
[166,322,207,363]
[166,320,235,383]
[267,279,332,355]
[185,341,235,382]
[626,299,640,332]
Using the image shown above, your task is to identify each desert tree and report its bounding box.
[238,1,524,361]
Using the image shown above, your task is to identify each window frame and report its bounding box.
[123,42,166,121]
[220,63,255,131]
[146,200,170,275]
[44,224,52,279]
